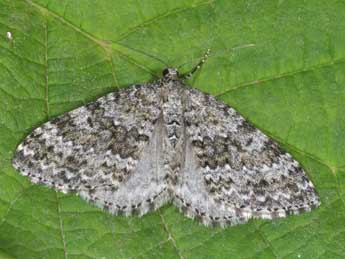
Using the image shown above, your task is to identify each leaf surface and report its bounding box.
[1,0,345,258]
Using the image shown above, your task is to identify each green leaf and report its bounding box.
[0,0,344,258]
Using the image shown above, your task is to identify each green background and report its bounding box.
[1,0,345,258]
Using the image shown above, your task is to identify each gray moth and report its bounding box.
[12,51,320,227]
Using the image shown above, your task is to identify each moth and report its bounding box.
[12,50,320,227]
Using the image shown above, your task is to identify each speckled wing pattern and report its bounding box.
[13,83,170,216]
[175,88,320,226]
[12,70,320,227]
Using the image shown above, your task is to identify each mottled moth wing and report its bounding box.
[12,83,169,215]
[174,88,320,226]
[12,62,321,227]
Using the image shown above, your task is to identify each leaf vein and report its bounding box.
[26,0,158,79]
[216,57,345,97]
[0,185,33,229]
[159,212,184,259]
[114,0,215,42]
[54,192,68,259]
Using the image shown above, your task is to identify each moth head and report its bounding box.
[162,68,179,81]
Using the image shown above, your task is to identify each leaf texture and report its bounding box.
[0,0,345,258]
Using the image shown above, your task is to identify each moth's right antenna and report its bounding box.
[181,49,211,80]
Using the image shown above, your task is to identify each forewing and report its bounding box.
[174,87,320,226]
[12,83,169,215]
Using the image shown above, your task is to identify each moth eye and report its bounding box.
[162,68,170,77]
